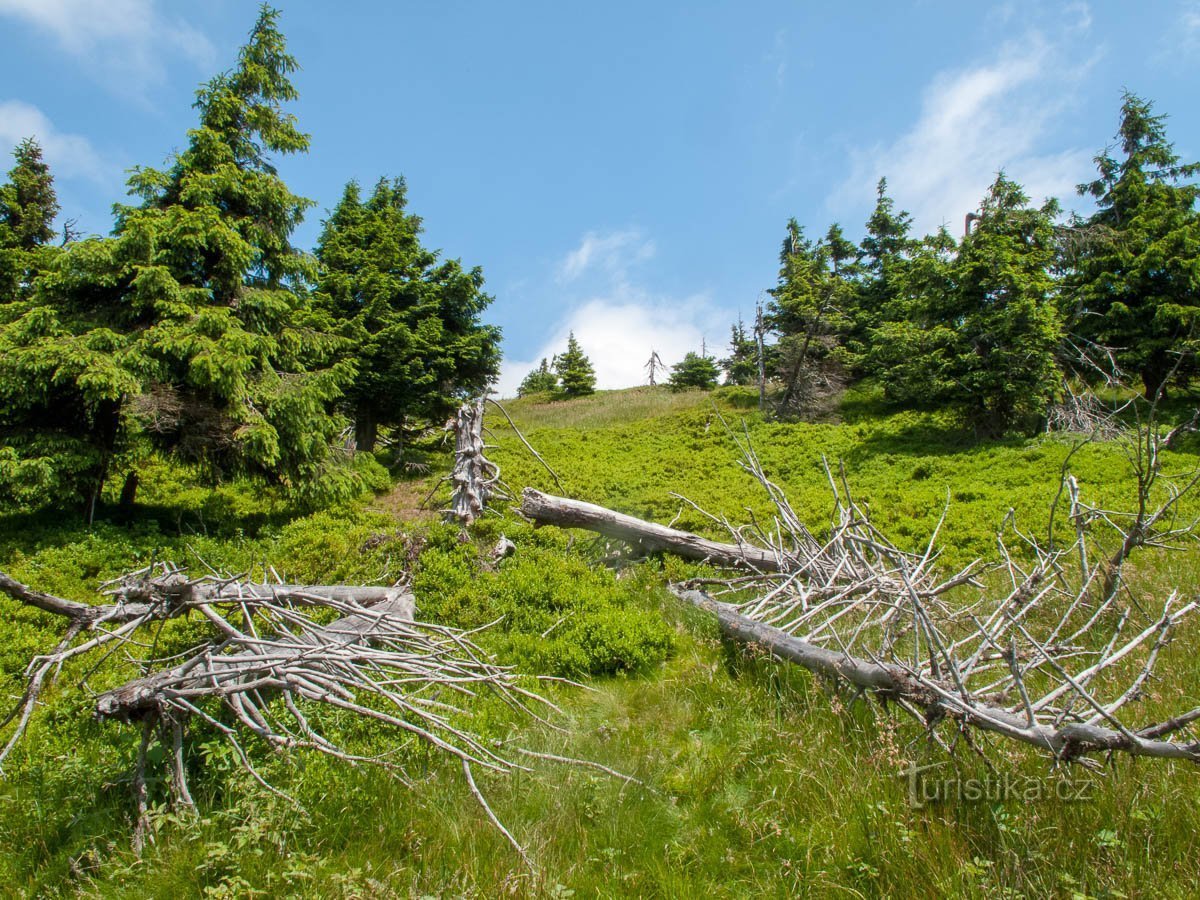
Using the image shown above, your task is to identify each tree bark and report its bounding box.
[518,489,784,571]
[355,403,378,453]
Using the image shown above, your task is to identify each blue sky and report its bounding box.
[2,1,1198,395]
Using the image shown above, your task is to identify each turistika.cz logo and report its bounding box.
[898,761,1096,809]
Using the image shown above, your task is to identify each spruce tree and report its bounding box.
[876,174,1062,435]
[2,5,362,513]
[517,358,558,396]
[109,5,357,502]
[851,177,914,371]
[767,219,854,410]
[316,177,500,451]
[1070,92,1200,398]
[720,318,758,386]
[668,351,720,390]
[554,332,596,397]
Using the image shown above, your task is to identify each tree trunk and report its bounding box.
[355,404,378,453]
[519,488,784,571]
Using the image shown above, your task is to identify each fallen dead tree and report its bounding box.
[521,420,1200,767]
[0,565,603,863]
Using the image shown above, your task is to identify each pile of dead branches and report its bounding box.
[521,410,1200,767]
[0,566,586,861]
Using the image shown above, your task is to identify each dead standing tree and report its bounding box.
[520,415,1200,767]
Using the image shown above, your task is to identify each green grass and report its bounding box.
[2,383,1200,897]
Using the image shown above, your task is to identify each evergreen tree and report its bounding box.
[1,6,361,513]
[0,141,125,510]
[851,177,914,370]
[108,5,357,503]
[517,358,558,396]
[316,177,500,451]
[877,175,1062,435]
[554,332,596,397]
[767,219,854,410]
[668,351,720,390]
[1070,92,1200,398]
[720,318,758,386]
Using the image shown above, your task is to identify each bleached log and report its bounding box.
[519,488,784,571]
[677,589,1200,764]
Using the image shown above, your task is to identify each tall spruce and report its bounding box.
[1,6,361,513]
[108,5,359,503]
[851,177,914,370]
[877,175,1062,435]
[554,332,596,397]
[720,317,758,386]
[767,219,853,411]
[315,178,500,451]
[1070,92,1200,398]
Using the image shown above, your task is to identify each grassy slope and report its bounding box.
[1,385,1198,897]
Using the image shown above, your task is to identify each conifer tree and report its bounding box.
[1070,92,1200,398]
[767,219,854,410]
[877,174,1062,435]
[554,332,596,397]
[517,358,559,396]
[720,318,758,386]
[2,6,363,513]
[316,177,500,451]
[668,351,720,390]
[850,177,914,370]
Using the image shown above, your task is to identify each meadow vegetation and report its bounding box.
[2,383,1198,897]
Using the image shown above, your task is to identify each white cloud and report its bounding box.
[829,34,1095,234]
[496,295,726,398]
[498,227,730,397]
[0,100,104,181]
[0,0,213,85]
[558,228,656,283]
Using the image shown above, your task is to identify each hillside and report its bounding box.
[1,385,1199,897]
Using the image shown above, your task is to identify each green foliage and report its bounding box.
[852,177,915,371]
[766,220,856,412]
[315,177,500,451]
[517,356,559,396]
[876,174,1063,436]
[554,331,596,397]
[0,6,371,514]
[414,525,675,677]
[3,386,1200,896]
[1070,91,1200,398]
[668,351,720,391]
[719,318,758,386]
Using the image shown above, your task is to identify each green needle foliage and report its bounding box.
[555,331,597,397]
[517,357,560,396]
[669,351,720,391]
[1070,91,1200,399]
[315,177,500,451]
[876,174,1062,436]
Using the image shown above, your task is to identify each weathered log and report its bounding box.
[519,488,784,571]
[449,399,496,525]
[677,588,1200,763]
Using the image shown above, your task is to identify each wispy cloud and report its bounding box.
[0,0,213,87]
[0,100,105,181]
[1177,1,1200,51]
[558,228,656,283]
[829,30,1097,233]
